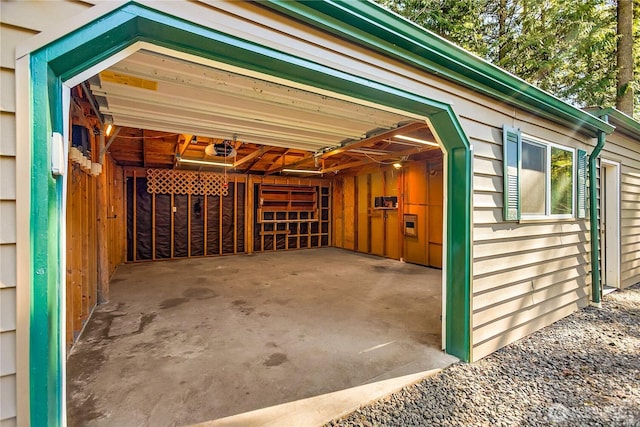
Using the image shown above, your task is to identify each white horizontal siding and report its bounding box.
[600,128,640,289]
[0,70,15,113]
[467,100,593,361]
[0,113,16,157]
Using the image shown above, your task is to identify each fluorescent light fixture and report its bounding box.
[282,169,323,174]
[395,135,439,147]
[179,158,232,167]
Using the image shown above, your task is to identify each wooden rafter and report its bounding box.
[321,144,435,174]
[265,151,315,175]
[232,146,272,169]
[319,121,427,160]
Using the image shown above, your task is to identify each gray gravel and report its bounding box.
[326,284,640,427]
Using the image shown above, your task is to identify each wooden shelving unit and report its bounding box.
[259,185,318,215]
[256,184,330,251]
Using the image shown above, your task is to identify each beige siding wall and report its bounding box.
[470,113,594,360]
[600,130,640,289]
[1,2,93,424]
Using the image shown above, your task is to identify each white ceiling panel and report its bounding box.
[91,50,417,153]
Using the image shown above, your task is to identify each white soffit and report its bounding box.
[90,50,417,152]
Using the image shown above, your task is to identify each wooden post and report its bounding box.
[246,176,253,254]
[233,180,238,254]
[133,170,137,262]
[203,192,208,256]
[152,193,156,260]
[187,193,192,257]
[96,159,110,303]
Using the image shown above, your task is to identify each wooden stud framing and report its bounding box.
[203,193,208,255]
[170,192,175,258]
[219,192,223,255]
[132,170,137,262]
[187,193,192,257]
[152,193,156,260]
[234,182,238,254]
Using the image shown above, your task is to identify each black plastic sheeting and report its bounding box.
[191,195,205,257]
[154,194,171,259]
[127,178,153,261]
[126,179,134,261]
[173,194,189,257]
[127,178,246,261]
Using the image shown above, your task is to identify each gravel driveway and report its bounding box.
[326,284,640,426]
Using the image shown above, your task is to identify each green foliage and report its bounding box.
[376,0,638,119]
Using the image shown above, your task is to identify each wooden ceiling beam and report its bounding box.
[321,144,436,174]
[265,151,315,175]
[318,121,427,160]
[232,145,272,169]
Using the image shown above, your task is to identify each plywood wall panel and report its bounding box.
[356,174,369,253]
[369,172,384,256]
[332,179,344,248]
[342,176,356,250]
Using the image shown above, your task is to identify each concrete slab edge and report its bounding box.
[189,368,443,427]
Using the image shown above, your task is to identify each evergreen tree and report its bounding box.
[377,0,638,118]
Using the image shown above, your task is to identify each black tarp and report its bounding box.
[173,194,189,257]
[155,194,171,259]
[135,178,153,260]
[221,184,235,254]
[126,178,134,261]
[191,195,205,256]
[206,194,220,255]
[236,183,245,253]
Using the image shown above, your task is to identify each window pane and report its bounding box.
[551,147,573,215]
[522,141,546,215]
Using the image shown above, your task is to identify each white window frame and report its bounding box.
[521,134,576,220]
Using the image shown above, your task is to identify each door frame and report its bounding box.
[600,159,621,288]
[15,3,473,424]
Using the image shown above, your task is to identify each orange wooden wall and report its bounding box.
[66,153,125,346]
[332,154,443,267]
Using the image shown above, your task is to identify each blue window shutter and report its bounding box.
[503,125,521,221]
[577,149,588,219]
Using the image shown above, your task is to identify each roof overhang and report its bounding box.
[587,107,640,139]
[261,0,615,137]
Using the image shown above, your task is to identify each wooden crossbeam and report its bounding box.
[321,144,435,174]
[232,146,272,169]
[319,121,427,160]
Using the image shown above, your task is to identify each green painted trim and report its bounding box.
[430,109,472,361]
[262,0,614,137]
[589,107,640,138]
[29,54,64,426]
[589,131,606,305]
[28,2,474,422]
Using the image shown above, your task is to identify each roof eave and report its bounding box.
[262,0,614,136]
[589,107,640,138]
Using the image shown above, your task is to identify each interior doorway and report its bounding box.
[600,159,621,290]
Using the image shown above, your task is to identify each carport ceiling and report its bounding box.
[83,50,440,174]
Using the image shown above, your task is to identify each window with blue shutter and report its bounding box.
[576,149,588,219]
[503,125,521,221]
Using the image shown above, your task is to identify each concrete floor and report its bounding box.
[67,248,457,426]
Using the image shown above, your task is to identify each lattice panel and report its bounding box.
[146,169,229,196]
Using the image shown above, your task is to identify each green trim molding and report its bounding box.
[28,2,473,423]
[263,0,614,137]
[588,107,640,138]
